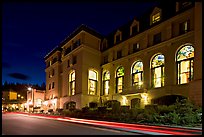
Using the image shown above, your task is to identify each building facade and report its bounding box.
[44,1,202,110]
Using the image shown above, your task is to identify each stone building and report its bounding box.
[44,1,202,110]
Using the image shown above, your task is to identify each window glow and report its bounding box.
[69,71,76,95]
[152,12,161,23]
[177,45,194,84]
[89,70,97,80]
[151,54,165,88]
[89,70,97,95]
[103,71,110,95]
[116,67,124,93]
[132,61,143,88]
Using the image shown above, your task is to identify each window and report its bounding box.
[116,34,120,43]
[179,20,190,34]
[65,47,71,56]
[52,57,57,64]
[152,12,161,24]
[133,43,140,52]
[52,82,55,89]
[116,66,124,93]
[176,44,194,84]
[69,71,75,95]
[153,32,161,45]
[67,60,70,68]
[88,70,97,95]
[72,56,77,65]
[131,25,138,35]
[132,61,143,88]
[179,1,193,11]
[72,39,81,50]
[117,50,122,59]
[102,71,110,95]
[48,83,51,90]
[52,69,55,76]
[103,55,108,64]
[151,54,165,88]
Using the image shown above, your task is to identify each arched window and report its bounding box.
[69,71,75,95]
[88,70,97,95]
[132,61,143,88]
[176,44,194,84]
[116,66,124,93]
[103,71,110,95]
[151,54,165,88]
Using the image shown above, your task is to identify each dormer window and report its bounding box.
[130,19,139,36]
[176,1,193,12]
[114,30,122,44]
[116,34,120,43]
[152,12,161,24]
[102,39,108,51]
[150,7,162,25]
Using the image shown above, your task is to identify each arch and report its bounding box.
[131,61,144,87]
[102,70,110,95]
[176,43,194,61]
[88,69,98,95]
[131,98,141,108]
[63,101,76,110]
[151,53,165,88]
[176,43,194,84]
[115,66,124,93]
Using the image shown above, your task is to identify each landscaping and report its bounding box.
[56,98,202,128]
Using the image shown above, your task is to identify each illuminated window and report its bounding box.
[69,71,75,95]
[132,61,143,88]
[176,44,194,84]
[133,43,140,52]
[88,70,97,95]
[179,20,190,34]
[151,54,165,88]
[152,12,161,24]
[103,71,110,95]
[116,66,124,93]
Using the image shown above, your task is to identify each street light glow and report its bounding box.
[28,87,32,91]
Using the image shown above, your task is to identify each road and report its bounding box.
[2,113,140,135]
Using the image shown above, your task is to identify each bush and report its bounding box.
[120,106,130,113]
[48,109,53,113]
[89,102,98,108]
[82,106,89,113]
[97,106,107,113]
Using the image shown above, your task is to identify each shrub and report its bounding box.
[97,106,107,113]
[48,109,53,113]
[89,102,98,108]
[120,106,130,113]
[82,106,89,113]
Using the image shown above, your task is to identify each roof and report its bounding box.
[44,24,104,60]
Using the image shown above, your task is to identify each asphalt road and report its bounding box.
[2,113,140,135]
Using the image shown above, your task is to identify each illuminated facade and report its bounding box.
[44,1,202,110]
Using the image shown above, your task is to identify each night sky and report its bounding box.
[2,1,158,85]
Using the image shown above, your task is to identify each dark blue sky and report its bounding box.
[2,1,158,85]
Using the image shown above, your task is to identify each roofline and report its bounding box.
[44,24,104,60]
